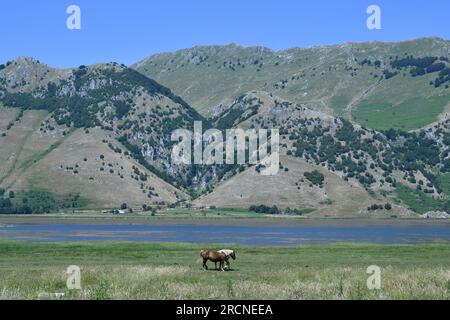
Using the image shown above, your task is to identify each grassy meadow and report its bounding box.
[352,95,450,131]
[0,240,449,300]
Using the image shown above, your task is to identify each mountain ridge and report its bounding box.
[1,40,450,215]
[133,37,450,130]
[134,37,449,67]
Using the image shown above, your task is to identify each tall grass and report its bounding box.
[0,241,449,300]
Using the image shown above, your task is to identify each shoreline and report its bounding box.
[1,215,449,227]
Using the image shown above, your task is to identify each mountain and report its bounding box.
[0,57,204,210]
[133,38,450,131]
[195,90,450,215]
[1,40,450,216]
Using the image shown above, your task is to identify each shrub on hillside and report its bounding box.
[249,205,280,214]
[304,170,325,187]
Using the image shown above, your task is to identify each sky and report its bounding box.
[1,0,449,67]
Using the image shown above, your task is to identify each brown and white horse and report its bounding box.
[199,250,228,271]
[217,249,236,270]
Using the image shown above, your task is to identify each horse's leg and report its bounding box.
[214,262,217,270]
[203,258,208,270]
[222,258,229,270]
[220,260,225,272]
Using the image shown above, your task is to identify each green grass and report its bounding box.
[0,240,449,300]
[163,207,303,219]
[11,189,88,213]
[395,184,442,214]
[436,173,450,196]
[297,208,316,215]
[330,95,350,116]
[165,208,266,219]
[353,96,450,131]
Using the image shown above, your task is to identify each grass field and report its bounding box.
[395,184,443,214]
[0,240,449,300]
[352,96,450,131]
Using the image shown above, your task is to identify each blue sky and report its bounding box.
[1,0,449,67]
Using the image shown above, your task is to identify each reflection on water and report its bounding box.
[0,224,450,246]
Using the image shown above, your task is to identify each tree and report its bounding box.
[304,170,325,187]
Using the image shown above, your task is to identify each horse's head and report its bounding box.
[230,251,236,260]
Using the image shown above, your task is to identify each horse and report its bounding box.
[217,249,236,270]
[199,250,228,271]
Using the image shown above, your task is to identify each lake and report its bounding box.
[1,223,450,246]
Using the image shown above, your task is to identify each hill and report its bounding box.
[194,155,377,217]
[0,110,184,210]
[133,38,450,131]
[1,49,449,216]
[196,90,450,215]
[0,58,199,211]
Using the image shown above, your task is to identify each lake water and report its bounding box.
[1,224,450,246]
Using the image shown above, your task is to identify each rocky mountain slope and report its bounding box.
[0,57,203,209]
[1,39,450,215]
[196,90,450,215]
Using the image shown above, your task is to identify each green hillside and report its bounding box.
[133,37,450,130]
